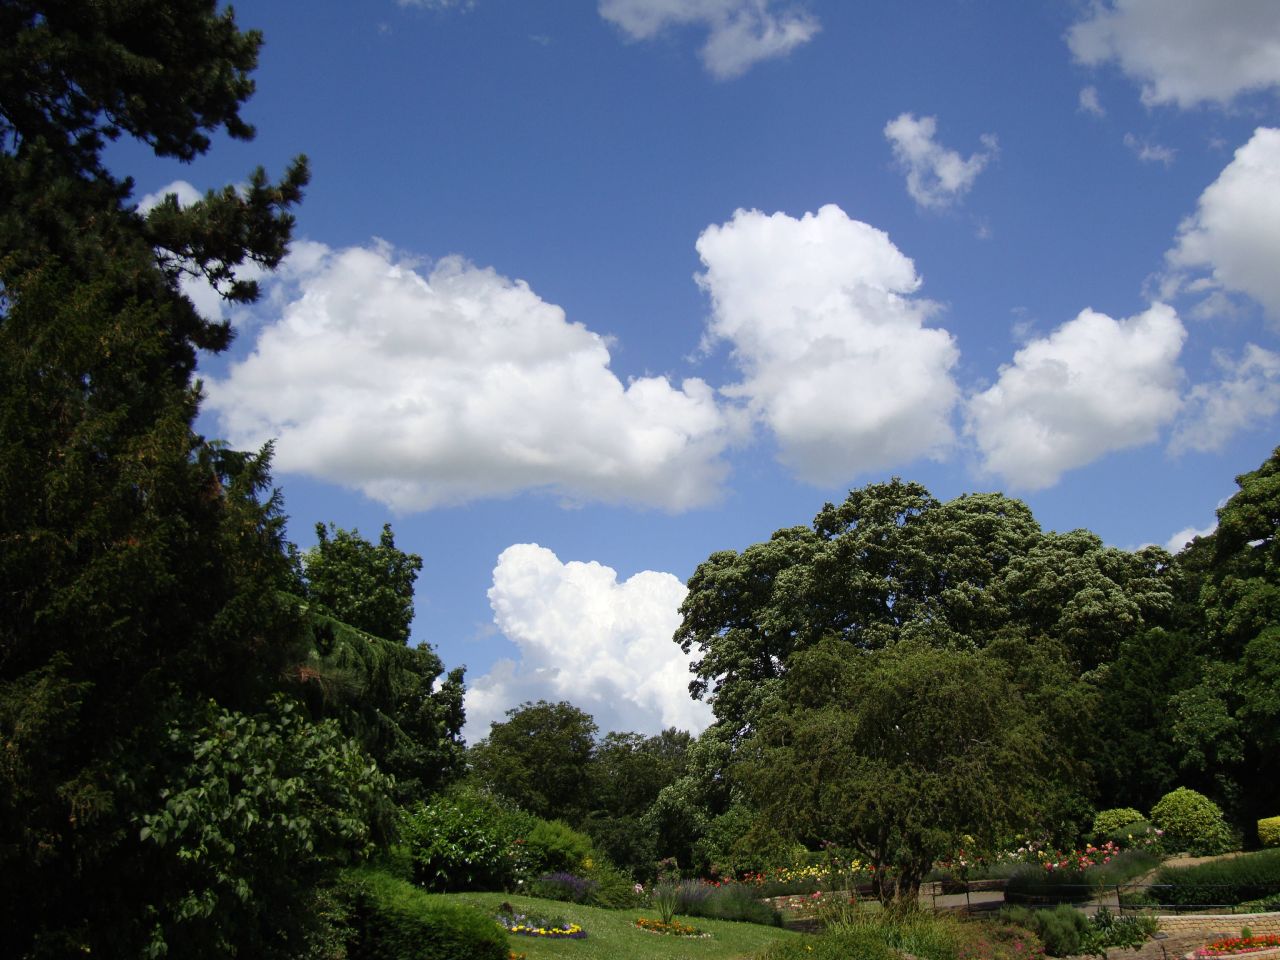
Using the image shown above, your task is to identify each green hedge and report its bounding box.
[334,868,509,960]
[1152,849,1280,908]
[1005,865,1094,904]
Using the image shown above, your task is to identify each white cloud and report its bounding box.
[1123,132,1176,166]
[1067,0,1280,108]
[1166,128,1280,320]
[883,113,997,210]
[598,0,819,79]
[463,544,713,740]
[966,303,1186,489]
[1078,85,1106,117]
[137,179,203,213]
[695,204,960,485]
[1170,343,1280,454]
[1165,521,1217,553]
[206,242,732,511]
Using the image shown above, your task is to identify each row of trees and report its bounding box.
[467,453,1280,903]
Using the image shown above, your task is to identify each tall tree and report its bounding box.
[302,522,423,645]
[469,700,598,823]
[739,638,1054,906]
[0,3,387,955]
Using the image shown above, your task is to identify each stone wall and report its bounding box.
[1155,911,1280,936]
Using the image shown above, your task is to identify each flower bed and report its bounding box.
[494,904,587,939]
[1192,935,1280,957]
[634,917,707,937]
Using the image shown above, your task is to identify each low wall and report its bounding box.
[1156,911,1280,936]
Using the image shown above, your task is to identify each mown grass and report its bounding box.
[433,891,806,960]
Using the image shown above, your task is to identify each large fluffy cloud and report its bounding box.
[207,242,731,511]
[464,544,713,740]
[1166,128,1280,320]
[966,304,1186,489]
[1170,344,1280,454]
[883,113,997,210]
[695,204,960,485]
[598,0,819,79]
[1067,0,1280,108]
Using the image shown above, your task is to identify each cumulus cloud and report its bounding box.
[463,544,713,740]
[884,113,997,210]
[1170,344,1280,454]
[966,303,1186,489]
[1123,132,1176,166]
[695,204,960,485]
[598,0,819,79]
[1078,85,1105,117]
[206,242,731,511]
[1067,0,1280,108]
[1166,521,1217,553]
[1166,128,1280,320]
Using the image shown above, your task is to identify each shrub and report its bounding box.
[1000,904,1090,957]
[1150,788,1235,855]
[1101,820,1163,851]
[1092,808,1146,839]
[399,786,536,892]
[1259,817,1280,849]
[523,819,595,874]
[528,871,597,904]
[1086,906,1159,952]
[333,868,508,960]
[583,858,645,909]
[672,880,782,926]
[1153,849,1280,908]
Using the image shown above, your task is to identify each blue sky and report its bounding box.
[113,0,1280,739]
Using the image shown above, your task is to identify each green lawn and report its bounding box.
[432,892,807,960]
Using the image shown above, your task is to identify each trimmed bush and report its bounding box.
[1150,787,1235,855]
[1092,808,1146,839]
[523,819,595,874]
[1152,849,1280,908]
[334,868,508,960]
[1000,904,1090,957]
[1259,817,1280,848]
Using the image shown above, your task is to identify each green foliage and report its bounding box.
[303,523,422,644]
[582,814,658,882]
[1150,787,1236,855]
[1086,907,1159,953]
[400,786,536,892]
[674,881,782,927]
[582,858,646,909]
[136,696,395,958]
[524,819,595,874]
[470,700,598,823]
[694,804,805,878]
[758,926,899,960]
[296,606,466,804]
[529,872,598,904]
[1259,817,1280,848]
[741,639,1054,904]
[1152,849,1280,907]
[334,868,509,960]
[1000,904,1092,957]
[1091,808,1146,838]
[1100,820,1162,850]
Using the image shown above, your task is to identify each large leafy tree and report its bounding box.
[677,480,1174,736]
[739,639,1054,906]
[468,700,598,823]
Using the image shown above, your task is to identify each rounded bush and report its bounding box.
[1092,808,1145,839]
[1259,817,1280,849]
[1150,788,1234,856]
